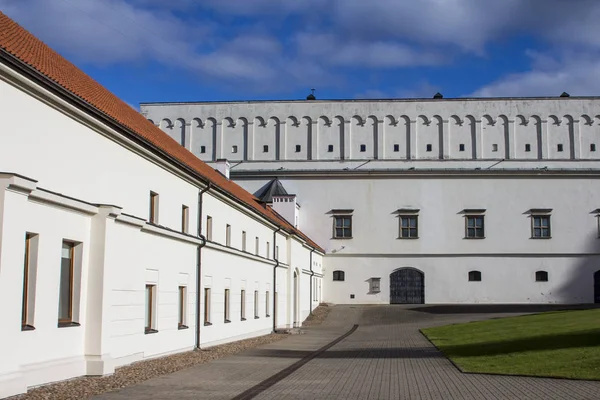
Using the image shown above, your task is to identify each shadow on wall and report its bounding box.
[555,233,600,304]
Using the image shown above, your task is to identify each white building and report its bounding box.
[0,13,323,399]
[141,92,600,307]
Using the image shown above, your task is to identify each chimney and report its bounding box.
[272,194,300,228]
[215,159,230,179]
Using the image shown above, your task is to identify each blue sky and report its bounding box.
[2,0,600,108]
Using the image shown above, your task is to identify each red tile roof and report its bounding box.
[0,12,324,253]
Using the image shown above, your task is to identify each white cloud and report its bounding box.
[472,52,600,97]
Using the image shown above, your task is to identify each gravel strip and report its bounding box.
[11,333,286,400]
[302,304,332,327]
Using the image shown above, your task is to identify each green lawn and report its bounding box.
[422,309,600,380]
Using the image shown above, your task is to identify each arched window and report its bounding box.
[536,271,549,282]
[333,270,345,281]
[468,271,481,282]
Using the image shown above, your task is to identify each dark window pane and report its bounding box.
[59,243,73,321]
[343,218,351,227]
[335,228,343,237]
[335,218,343,227]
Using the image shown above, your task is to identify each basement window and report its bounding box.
[263,145,269,152]
[459,144,465,152]
[525,144,531,152]
[492,144,498,152]
[468,271,482,282]
[393,144,399,152]
[295,145,301,152]
[360,144,366,152]
[426,144,432,152]
[328,144,334,152]
[557,144,563,152]
[535,271,549,282]
[591,144,596,152]
[333,270,345,281]
[200,145,206,153]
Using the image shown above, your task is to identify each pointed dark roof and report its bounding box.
[254,179,289,203]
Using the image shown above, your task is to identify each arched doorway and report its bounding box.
[594,271,600,303]
[390,268,424,304]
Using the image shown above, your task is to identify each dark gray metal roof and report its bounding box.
[253,179,289,203]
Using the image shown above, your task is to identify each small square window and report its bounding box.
[426,144,432,152]
[333,215,352,238]
[459,144,465,152]
[295,145,301,152]
[492,144,498,152]
[557,144,563,152]
[525,144,531,152]
[535,271,549,282]
[333,270,345,281]
[591,144,596,152]
[465,215,485,239]
[200,145,206,154]
[360,144,366,152]
[328,144,334,152]
[393,144,400,152]
[532,214,551,238]
[232,145,238,153]
[468,271,482,282]
[263,145,269,152]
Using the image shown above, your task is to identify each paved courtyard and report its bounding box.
[95,305,600,400]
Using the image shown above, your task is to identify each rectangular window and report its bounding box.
[255,236,259,255]
[360,144,366,152]
[275,245,279,260]
[242,231,247,251]
[591,143,596,152]
[369,278,381,293]
[393,144,399,152]
[266,291,270,317]
[178,286,187,329]
[58,241,75,325]
[525,144,531,152]
[492,144,498,152]
[328,144,334,152]
[224,289,230,322]
[254,290,259,318]
[295,145,301,152]
[204,288,212,325]
[149,192,159,223]
[532,214,551,239]
[266,242,270,259]
[426,144,432,152]
[459,144,465,152]
[232,145,238,153]
[263,145,269,152]
[557,144,564,152]
[200,145,206,153]
[241,289,246,320]
[22,233,38,330]
[333,215,352,238]
[399,215,418,238]
[465,215,485,239]
[206,216,213,241]
[226,224,231,246]
[181,205,189,234]
[145,284,157,333]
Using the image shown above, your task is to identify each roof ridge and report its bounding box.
[0,12,323,253]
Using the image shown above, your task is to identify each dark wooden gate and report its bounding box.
[595,271,600,304]
[390,268,424,304]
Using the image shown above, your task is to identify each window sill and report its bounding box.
[241,318,247,321]
[531,237,552,240]
[398,237,419,240]
[224,319,231,324]
[21,324,35,331]
[368,291,381,295]
[254,316,260,319]
[468,280,482,283]
[178,325,189,330]
[204,322,213,326]
[331,237,353,240]
[266,315,271,318]
[145,328,159,334]
[332,280,345,282]
[464,237,486,240]
[58,321,81,328]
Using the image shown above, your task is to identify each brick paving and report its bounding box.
[95,305,600,400]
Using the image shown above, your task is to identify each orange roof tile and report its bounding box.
[0,12,324,253]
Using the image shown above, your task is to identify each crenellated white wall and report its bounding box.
[142,98,600,163]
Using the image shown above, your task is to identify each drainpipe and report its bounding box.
[195,183,211,349]
[272,227,282,333]
[309,247,315,315]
